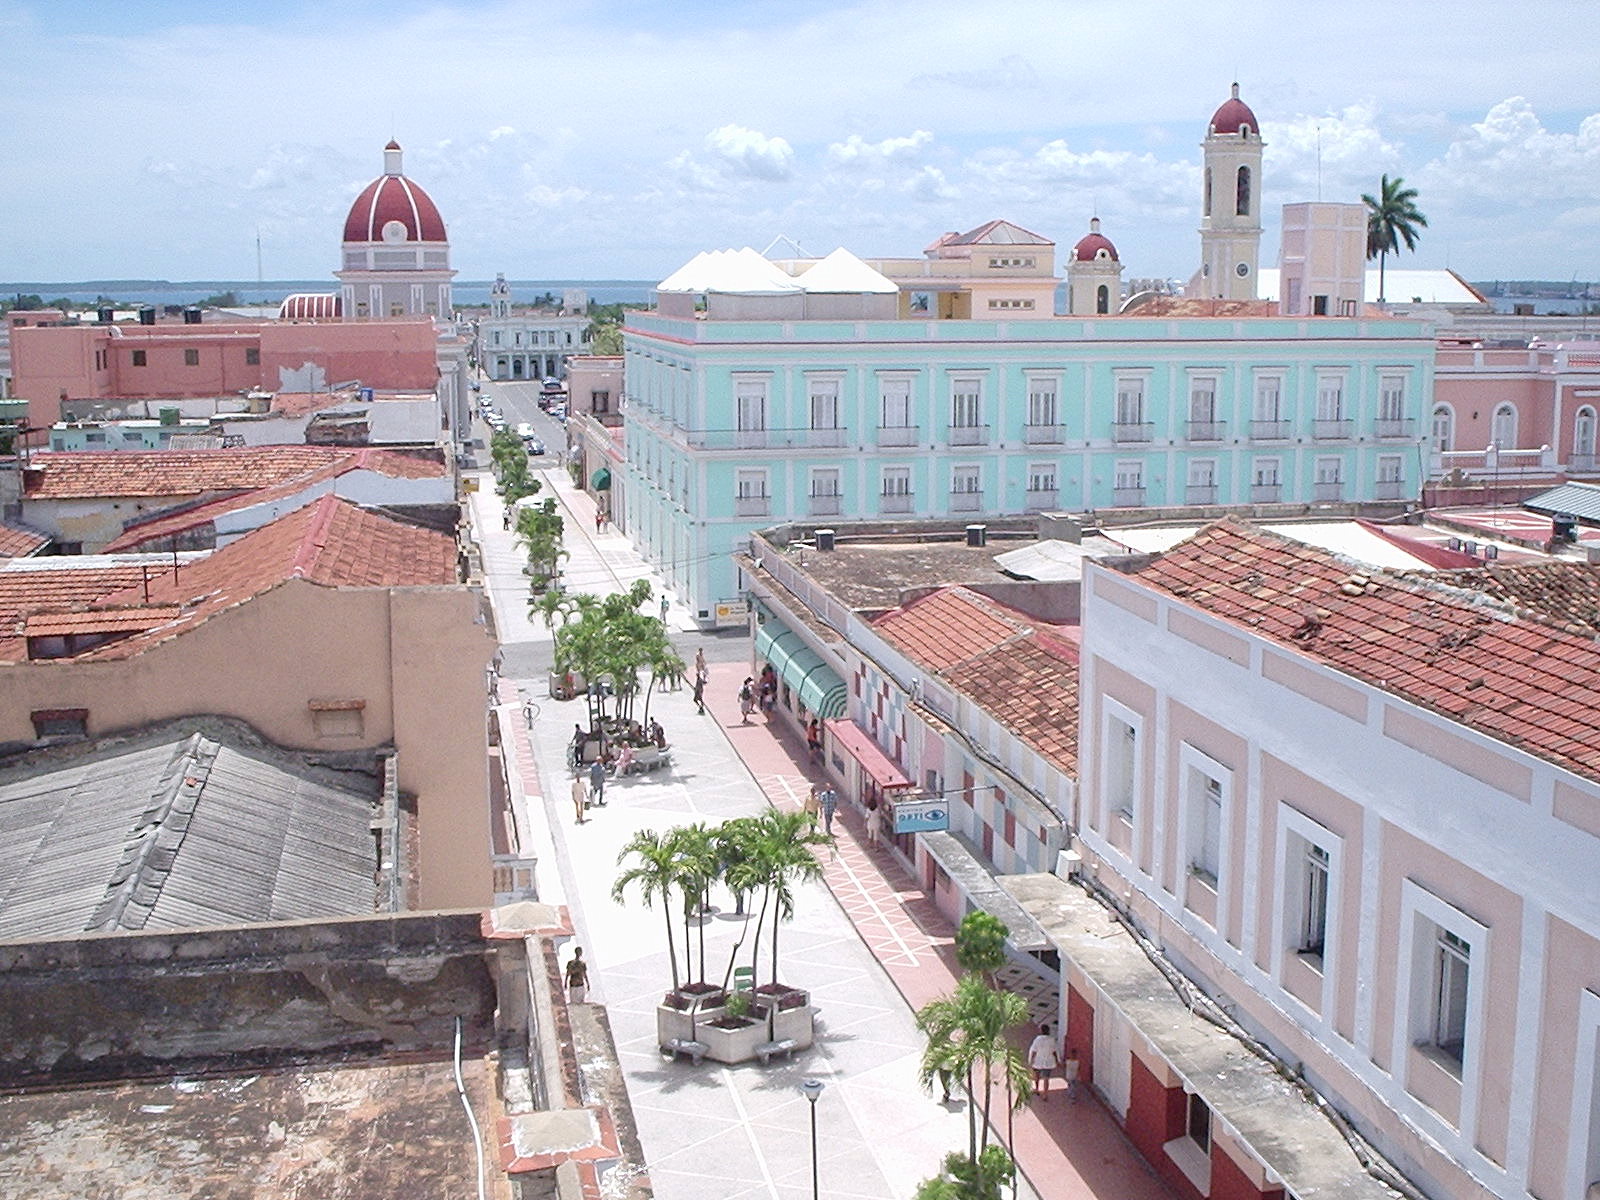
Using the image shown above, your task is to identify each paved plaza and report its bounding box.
[467,430,1172,1200]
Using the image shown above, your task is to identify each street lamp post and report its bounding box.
[800,1078,825,1200]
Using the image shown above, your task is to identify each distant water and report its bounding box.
[1487,294,1598,316]
[0,279,657,308]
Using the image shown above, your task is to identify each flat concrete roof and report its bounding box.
[999,872,1405,1200]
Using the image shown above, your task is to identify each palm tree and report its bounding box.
[612,829,684,992]
[667,823,719,987]
[753,809,827,990]
[1362,174,1428,304]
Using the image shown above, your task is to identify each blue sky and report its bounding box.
[2,0,1598,285]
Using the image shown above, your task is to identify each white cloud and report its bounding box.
[524,184,588,208]
[827,130,934,167]
[704,124,795,181]
[905,165,957,202]
[1425,98,1600,206]
[1264,102,1401,200]
[488,125,517,141]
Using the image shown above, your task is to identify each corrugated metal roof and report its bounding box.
[0,728,377,939]
[1524,481,1600,523]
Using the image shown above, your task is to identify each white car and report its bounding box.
[515,422,536,439]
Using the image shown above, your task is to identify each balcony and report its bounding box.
[949,491,984,513]
[809,493,842,517]
[1112,421,1155,444]
[802,427,847,449]
[947,424,991,446]
[879,492,914,514]
[1251,420,1291,440]
[1374,480,1408,500]
[734,428,769,450]
[1024,488,1059,511]
[1185,484,1219,505]
[1314,419,1354,440]
[1024,424,1066,445]
[1313,481,1344,502]
[1112,486,1146,507]
[1251,483,1282,503]
[1571,453,1600,473]
[1186,420,1226,442]
[1376,418,1416,439]
[734,494,771,518]
[876,425,920,448]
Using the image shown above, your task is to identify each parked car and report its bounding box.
[515,422,536,439]
[484,411,506,430]
[525,437,546,456]
[542,377,564,394]
[549,404,567,422]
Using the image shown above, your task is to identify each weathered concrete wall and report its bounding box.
[0,910,496,1085]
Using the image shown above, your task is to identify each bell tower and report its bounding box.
[1198,83,1264,300]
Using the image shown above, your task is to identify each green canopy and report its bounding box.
[591,467,612,490]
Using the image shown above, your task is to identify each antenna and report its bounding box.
[1315,126,1322,201]
[255,227,263,296]
[760,233,810,259]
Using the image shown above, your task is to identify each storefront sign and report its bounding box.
[714,598,751,628]
[893,798,949,834]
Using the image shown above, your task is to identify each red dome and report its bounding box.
[1208,83,1260,137]
[1072,218,1118,262]
[342,143,447,243]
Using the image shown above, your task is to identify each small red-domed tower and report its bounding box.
[335,141,456,320]
[1066,218,1124,315]
[1197,83,1264,300]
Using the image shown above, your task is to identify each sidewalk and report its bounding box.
[470,461,1170,1200]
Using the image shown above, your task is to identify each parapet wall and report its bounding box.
[0,910,496,1086]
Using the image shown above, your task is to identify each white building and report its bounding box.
[478,274,591,381]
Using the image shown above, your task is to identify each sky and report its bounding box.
[2,0,1599,287]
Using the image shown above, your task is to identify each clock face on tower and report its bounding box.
[1236,262,1250,277]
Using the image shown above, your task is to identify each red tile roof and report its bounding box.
[23,447,443,501]
[0,497,457,663]
[0,521,50,558]
[1128,519,1600,783]
[1426,561,1600,635]
[874,587,1080,776]
[24,606,182,637]
[100,447,444,552]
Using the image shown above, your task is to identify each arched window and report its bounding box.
[1236,166,1251,216]
[1492,403,1517,450]
[1204,168,1212,217]
[1576,406,1596,464]
[1096,285,1109,314]
[1431,405,1454,454]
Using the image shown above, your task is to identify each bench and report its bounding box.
[756,1038,798,1065]
[660,1038,707,1065]
[621,746,672,775]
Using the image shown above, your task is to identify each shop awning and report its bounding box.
[591,467,612,490]
[757,625,848,719]
[824,718,913,790]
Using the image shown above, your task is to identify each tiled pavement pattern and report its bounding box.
[471,448,1173,1200]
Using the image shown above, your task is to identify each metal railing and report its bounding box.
[949,491,984,512]
[1024,489,1059,511]
[879,492,914,514]
[947,424,991,446]
[876,425,920,447]
[808,493,842,517]
[1186,421,1226,442]
[1024,424,1066,445]
[1112,486,1146,507]
[1313,419,1354,440]
[1251,420,1291,440]
[734,494,771,518]
[1111,422,1154,443]
[1314,481,1344,501]
[1375,418,1416,439]
[1185,484,1219,505]
[1374,480,1407,500]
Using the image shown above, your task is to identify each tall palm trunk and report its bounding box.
[1378,249,1387,303]
[698,878,710,983]
[663,907,680,992]
[965,1065,978,1165]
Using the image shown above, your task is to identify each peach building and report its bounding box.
[0,493,496,909]
[1037,519,1600,1200]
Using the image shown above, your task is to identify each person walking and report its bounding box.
[1028,1023,1062,1101]
[523,698,535,730]
[692,672,707,715]
[819,783,839,836]
[570,773,588,825]
[864,795,883,846]
[693,648,707,685]
[588,755,607,807]
[564,947,590,1002]
[659,593,670,623]
[1062,1047,1082,1102]
[594,507,605,534]
[738,677,755,724]
[803,784,821,829]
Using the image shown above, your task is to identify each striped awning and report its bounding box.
[755,624,847,719]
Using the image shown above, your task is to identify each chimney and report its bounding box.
[966,524,987,547]
[138,306,156,326]
[182,307,202,325]
[815,528,836,551]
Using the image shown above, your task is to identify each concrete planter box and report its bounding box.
[656,999,816,1064]
[657,1000,725,1047]
[698,1017,767,1064]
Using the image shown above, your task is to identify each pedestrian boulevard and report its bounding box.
[469,458,1172,1200]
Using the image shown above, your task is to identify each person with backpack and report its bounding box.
[738,677,755,724]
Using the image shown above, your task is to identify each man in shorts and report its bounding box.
[1028,1022,1061,1101]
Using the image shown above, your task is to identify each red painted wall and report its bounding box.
[1210,1142,1280,1200]
[1065,984,1094,1085]
[1127,1055,1200,1200]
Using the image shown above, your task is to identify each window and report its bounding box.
[1315,458,1343,484]
[1301,844,1330,957]
[1431,930,1471,1064]
[810,467,841,498]
[31,708,88,739]
[880,378,912,427]
[881,467,911,496]
[1253,375,1282,422]
[808,378,839,430]
[245,347,260,366]
[951,465,981,494]
[736,379,767,432]
[1235,165,1251,216]
[1189,379,1217,424]
[491,331,501,346]
[1576,407,1596,459]
[514,331,522,345]
[1316,376,1344,421]
[1253,458,1281,486]
[1203,167,1213,217]
[1107,714,1137,820]
[1189,770,1223,883]
[1027,464,1056,494]
[131,349,147,367]
[1115,378,1145,425]
[1026,380,1058,428]
[1378,455,1403,483]
[951,379,982,428]
[1380,375,1406,422]
[1492,403,1517,450]
[183,348,200,366]
[987,298,1035,310]
[735,468,770,517]
[1431,405,1454,454]
[987,256,1035,269]
[1096,284,1109,314]
[1114,460,1144,492]
[1187,1093,1212,1153]
[592,390,610,414]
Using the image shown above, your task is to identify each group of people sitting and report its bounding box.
[571,716,669,773]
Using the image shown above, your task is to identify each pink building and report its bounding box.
[1039,519,1600,1200]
